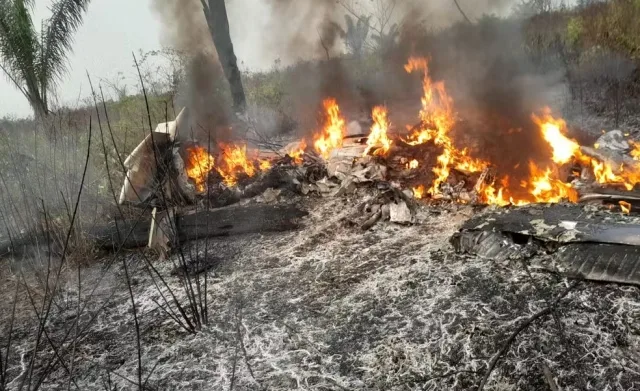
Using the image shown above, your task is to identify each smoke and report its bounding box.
[262,0,344,62]
[257,0,568,191]
[397,0,513,26]
[385,10,568,195]
[151,0,231,144]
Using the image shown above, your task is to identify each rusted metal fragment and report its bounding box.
[555,243,640,286]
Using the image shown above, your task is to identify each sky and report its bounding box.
[0,0,160,117]
[0,0,578,118]
[0,0,277,118]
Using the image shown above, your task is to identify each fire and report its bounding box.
[404,57,486,195]
[364,106,392,156]
[533,110,581,165]
[431,146,452,195]
[527,162,578,203]
[259,159,272,171]
[590,160,637,190]
[185,146,215,192]
[184,143,272,190]
[479,183,510,207]
[631,141,640,161]
[533,110,640,191]
[287,139,307,164]
[291,58,640,207]
[478,162,577,206]
[314,98,347,160]
[217,144,257,187]
[412,185,425,199]
[455,149,488,173]
[620,201,631,214]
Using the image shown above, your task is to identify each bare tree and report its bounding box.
[201,0,246,115]
[371,0,397,34]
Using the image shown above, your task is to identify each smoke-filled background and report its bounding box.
[150,0,605,191]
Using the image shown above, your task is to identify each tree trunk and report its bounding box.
[205,0,247,115]
[27,88,49,120]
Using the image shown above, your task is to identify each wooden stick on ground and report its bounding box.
[476,281,580,391]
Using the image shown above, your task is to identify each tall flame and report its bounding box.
[314,98,347,160]
[404,57,487,195]
[533,110,581,165]
[364,106,392,156]
[185,146,216,192]
[412,185,425,199]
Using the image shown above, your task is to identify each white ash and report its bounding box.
[1,198,639,390]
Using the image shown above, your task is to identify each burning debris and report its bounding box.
[115,54,640,254]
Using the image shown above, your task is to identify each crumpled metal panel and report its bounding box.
[556,243,640,286]
[453,204,640,286]
[459,204,640,246]
[450,230,522,262]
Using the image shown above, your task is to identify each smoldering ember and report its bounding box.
[1,1,640,390]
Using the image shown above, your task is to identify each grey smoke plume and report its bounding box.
[263,0,344,61]
[151,0,231,143]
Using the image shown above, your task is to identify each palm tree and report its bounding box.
[372,23,399,51]
[0,0,91,119]
[343,14,371,56]
[201,0,246,115]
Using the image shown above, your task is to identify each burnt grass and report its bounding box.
[1,195,639,390]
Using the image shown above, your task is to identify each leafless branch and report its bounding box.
[317,28,331,60]
[476,281,579,391]
[453,0,472,24]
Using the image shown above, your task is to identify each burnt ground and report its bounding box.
[1,192,639,391]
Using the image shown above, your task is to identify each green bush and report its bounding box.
[566,16,584,46]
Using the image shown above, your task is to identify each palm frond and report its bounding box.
[344,14,355,34]
[40,0,90,93]
[0,0,41,101]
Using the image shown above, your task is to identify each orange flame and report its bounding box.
[479,183,511,207]
[364,106,392,156]
[477,162,577,206]
[620,200,631,214]
[185,146,215,192]
[216,144,257,187]
[259,159,272,171]
[534,109,640,191]
[404,57,487,195]
[631,141,640,161]
[527,162,578,203]
[314,98,347,160]
[287,139,307,164]
[412,185,425,199]
[532,109,581,165]
[407,159,419,169]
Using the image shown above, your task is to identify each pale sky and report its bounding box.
[0,0,276,118]
[0,0,577,118]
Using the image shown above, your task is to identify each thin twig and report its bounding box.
[476,281,579,391]
[453,0,472,24]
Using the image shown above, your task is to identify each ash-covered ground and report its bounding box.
[1,194,639,390]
